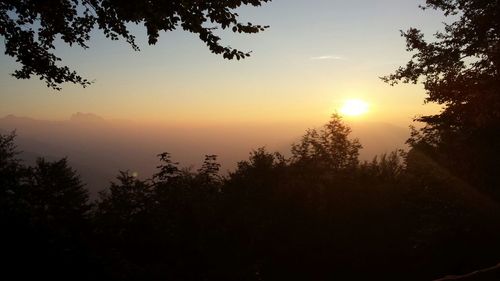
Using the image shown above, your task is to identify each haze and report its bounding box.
[0,113,408,195]
[0,0,444,193]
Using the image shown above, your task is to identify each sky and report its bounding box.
[0,0,448,128]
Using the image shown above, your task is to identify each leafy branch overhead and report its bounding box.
[0,0,271,90]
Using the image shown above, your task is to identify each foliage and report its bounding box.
[196,154,222,185]
[383,0,500,127]
[359,151,404,183]
[2,110,500,280]
[0,0,270,89]
[0,132,24,213]
[96,171,153,231]
[0,135,93,279]
[383,0,500,194]
[26,158,90,224]
[2,1,500,278]
[0,132,20,166]
[291,113,362,171]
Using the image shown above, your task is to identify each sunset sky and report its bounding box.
[0,0,447,127]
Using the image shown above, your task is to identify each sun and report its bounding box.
[340,99,369,117]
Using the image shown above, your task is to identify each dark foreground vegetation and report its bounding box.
[2,0,500,279]
[2,113,500,281]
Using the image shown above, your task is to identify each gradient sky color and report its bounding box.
[0,0,448,127]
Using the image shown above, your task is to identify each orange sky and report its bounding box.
[0,0,446,128]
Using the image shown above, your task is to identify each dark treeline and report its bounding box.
[2,0,500,279]
[2,114,500,280]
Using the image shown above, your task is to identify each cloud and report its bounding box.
[310,55,347,61]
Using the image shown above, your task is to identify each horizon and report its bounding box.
[1,0,445,128]
[0,111,410,195]
[2,1,499,280]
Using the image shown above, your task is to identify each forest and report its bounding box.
[2,0,500,280]
[2,112,500,280]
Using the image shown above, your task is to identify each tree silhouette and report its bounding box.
[196,154,222,184]
[0,0,270,89]
[291,113,362,171]
[26,158,90,225]
[96,171,153,232]
[383,0,500,196]
[0,132,25,215]
[0,132,30,257]
[3,116,500,280]
[0,133,94,280]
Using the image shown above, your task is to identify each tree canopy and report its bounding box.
[291,113,362,171]
[3,111,500,279]
[384,0,500,129]
[383,0,500,193]
[0,0,270,90]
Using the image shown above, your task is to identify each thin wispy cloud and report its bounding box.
[310,55,347,61]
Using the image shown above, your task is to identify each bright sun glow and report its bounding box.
[340,99,369,117]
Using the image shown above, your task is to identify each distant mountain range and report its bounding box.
[0,114,409,196]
